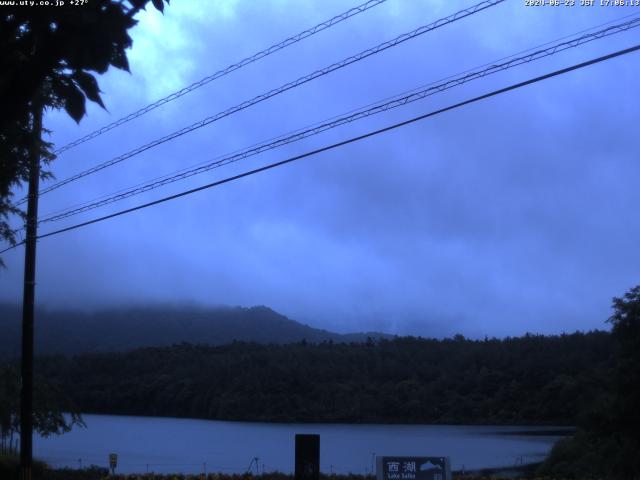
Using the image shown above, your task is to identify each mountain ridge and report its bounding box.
[0,303,393,358]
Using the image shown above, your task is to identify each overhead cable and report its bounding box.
[35,17,640,225]
[1,42,636,255]
[39,11,640,222]
[52,0,391,156]
[18,0,505,205]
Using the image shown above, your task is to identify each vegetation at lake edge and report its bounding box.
[34,331,611,425]
[0,457,583,480]
[0,364,83,455]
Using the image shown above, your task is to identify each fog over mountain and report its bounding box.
[0,303,392,358]
[1,0,639,338]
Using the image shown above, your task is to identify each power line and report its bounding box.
[33,16,640,226]
[34,11,640,222]
[30,0,505,199]
[17,0,505,205]
[2,42,636,255]
[52,0,390,156]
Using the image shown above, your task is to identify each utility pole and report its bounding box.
[20,99,42,480]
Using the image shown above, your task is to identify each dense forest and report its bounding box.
[540,286,640,479]
[35,331,612,425]
[0,304,390,358]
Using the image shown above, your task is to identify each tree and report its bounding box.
[0,364,83,455]
[0,2,171,475]
[606,285,640,477]
[0,0,170,260]
[541,285,640,479]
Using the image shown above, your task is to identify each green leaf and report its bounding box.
[73,70,105,109]
[129,0,148,9]
[52,78,86,123]
[64,89,86,123]
[111,49,130,72]
[152,0,165,12]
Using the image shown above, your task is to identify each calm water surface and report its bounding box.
[34,414,566,475]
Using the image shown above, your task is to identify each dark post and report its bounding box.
[20,101,42,480]
[295,434,320,480]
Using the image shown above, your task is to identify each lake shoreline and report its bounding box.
[70,410,577,428]
[35,414,564,475]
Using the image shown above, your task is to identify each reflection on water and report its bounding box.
[34,414,565,475]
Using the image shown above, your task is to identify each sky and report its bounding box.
[1,0,639,338]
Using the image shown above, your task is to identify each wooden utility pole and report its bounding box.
[20,100,42,480]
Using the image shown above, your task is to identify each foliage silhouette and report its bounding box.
[34,331,613,425]
[0,363,83,454]
[541,285,640,479]
[0,0,169,261]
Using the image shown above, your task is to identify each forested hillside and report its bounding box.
[36,331,612,425]
[0,304,390,358]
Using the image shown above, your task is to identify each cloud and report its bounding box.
[1,0,638,338]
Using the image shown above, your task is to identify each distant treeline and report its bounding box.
[36,332,612,425]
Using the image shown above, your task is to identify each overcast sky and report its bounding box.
[1,0,639,337]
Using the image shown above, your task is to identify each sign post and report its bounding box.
[376,456,451,480]
[109,453,118,476]
[295,434,320,480]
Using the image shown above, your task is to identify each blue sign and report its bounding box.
[376,456,451,480]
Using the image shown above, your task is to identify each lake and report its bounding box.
[34,414,568,475]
